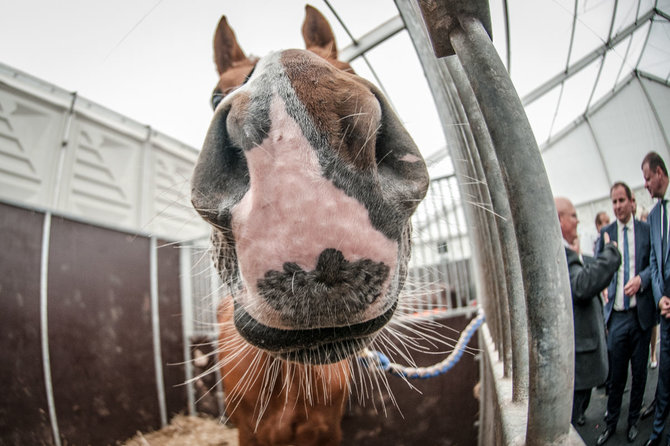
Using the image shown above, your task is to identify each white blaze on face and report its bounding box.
[231,94,398,328]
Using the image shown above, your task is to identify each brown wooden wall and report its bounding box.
[1,201,479,445]
[0,204,53,445]
[0,202,186,445]
[341,314,479,446]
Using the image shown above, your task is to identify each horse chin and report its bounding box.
[232,300,397,365]
[277,338,372,365]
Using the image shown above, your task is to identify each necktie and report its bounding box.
[623,225,630,310]
[663,200,668,264]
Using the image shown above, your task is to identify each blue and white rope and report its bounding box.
[359,310,485,379]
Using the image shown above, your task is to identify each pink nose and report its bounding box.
[229,94,398,330]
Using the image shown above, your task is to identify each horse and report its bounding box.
[190,5,429,445]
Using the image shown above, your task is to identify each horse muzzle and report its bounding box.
[233,298,397,364]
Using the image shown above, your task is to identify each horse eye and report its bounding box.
[211,88,223,110]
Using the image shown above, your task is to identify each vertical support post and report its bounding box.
[150,237,168,426]
[426,180,450,308]
[395,0,507,359]
[40,211,61,446]
[50,92,77,209]
[206,252,227,416]
[465,162,510,366]
[421,181,440,310]
[179,242,196,416]
[447,83,513,375]
[445,57,529,401]
[450,16,573,444]
[439,177,469,302]
[453,148,504,356]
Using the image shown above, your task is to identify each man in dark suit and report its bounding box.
[556,197,621,427]
[642,152,670,446]
[596,182,655,445]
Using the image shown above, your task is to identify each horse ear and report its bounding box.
[302,5,338,59]
[213,16,247,75]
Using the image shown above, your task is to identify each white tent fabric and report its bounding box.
[332,0,670,202]
[545,74,670,205]
[488,1,670,254]
[544,74,670,254]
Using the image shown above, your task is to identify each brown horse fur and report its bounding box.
[218,296,349,446]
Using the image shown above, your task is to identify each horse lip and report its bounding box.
[276,338,371,365]
[232,300,397,362]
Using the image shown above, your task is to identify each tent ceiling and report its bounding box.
[1,0,667,180]
[329,0,670,150]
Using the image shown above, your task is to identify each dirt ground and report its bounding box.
[121,415,238,446]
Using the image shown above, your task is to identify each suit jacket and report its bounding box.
[649,200,670,307]
[566,244,621,390]
[598,219,656,330]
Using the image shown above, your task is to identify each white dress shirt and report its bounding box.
[614,219,636,310]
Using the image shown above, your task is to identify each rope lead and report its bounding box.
[359,310,485,379]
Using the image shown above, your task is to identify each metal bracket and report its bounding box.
[417,0,492,58]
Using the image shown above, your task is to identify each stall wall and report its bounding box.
[0,204,52,444]
[0,62,208,242]
[0,202,186,445]
[341,314,479,446]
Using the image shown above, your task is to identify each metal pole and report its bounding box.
[179,243,196,415]
[448,155,501,352]
[457,157,505,359]
[427,180,451,309]
[394,0,506,356]
[51,92,77,209]
[444,73,513,377]
[478,165,513,376]
[208,260,227,416]
[416,207,431,313]
[40,211,61,446]
[432,39,512,366]
[477,198,509,365]
[40,88,77,446]
[441,177,469,303]
[421,182,440,311]
[435,177,458,306]
[445,57,529,401]
[150,237,168,426]
[450,16,574,444]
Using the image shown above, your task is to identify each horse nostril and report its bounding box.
[282,262,302,274]
[315,249,346,286]
[257,249,391,327]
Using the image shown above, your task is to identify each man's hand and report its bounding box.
[660,296,670,318]
[602,231,617,248]
[624,275,642,296]
[602,288,609,303]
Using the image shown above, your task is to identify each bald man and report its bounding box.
[556,197,621,427]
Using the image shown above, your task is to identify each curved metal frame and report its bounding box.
[449,16,574,443]
[394,0,575,443]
